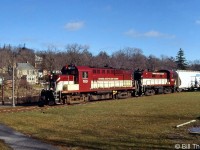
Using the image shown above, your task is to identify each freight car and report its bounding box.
[176,70,200,91]
[39,64,134,105]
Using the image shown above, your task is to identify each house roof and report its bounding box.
[17,62,35,70]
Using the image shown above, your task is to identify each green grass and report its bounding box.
[0,92,199,149]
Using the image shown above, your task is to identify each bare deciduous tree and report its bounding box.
[160,55,176,70]
[92,51,111,67]
[0,46,13,73]
[65,43,90,65]
[146,55,160,71]
[80,49,93,66]
[189,60,200,70]
[1,44,198,76]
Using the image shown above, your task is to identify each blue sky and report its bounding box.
[0,0,200,61]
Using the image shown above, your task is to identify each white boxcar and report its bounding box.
[176,70,200,90]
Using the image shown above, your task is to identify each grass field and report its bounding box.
[0,92,199,149]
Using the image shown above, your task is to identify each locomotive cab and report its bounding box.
[39,64,80,106]
[58,64,79,91]
[43,64,95,105]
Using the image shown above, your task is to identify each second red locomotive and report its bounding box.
[134,69,179,96]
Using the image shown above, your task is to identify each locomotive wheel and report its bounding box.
[112,94,118,99]
[164,88,172,94]
[176,88,182,92]
[145,89,155,96]
[83,95,89,102]
[38,100,44,107]
[48,100,55,106]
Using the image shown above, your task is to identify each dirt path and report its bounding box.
[0,124,58,150]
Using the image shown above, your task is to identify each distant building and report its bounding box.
[35,54,43,69]
[0,67,7,74]
[0,77,2,85]
[35,55,46,81]
[16,62,38,84]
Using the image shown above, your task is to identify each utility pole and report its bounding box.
[12,65,15,107]
[12,50,16,107]
[1,77,4,105]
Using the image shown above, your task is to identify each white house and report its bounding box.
[16,62,38,84]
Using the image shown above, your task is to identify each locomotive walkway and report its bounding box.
[0,123,58,150]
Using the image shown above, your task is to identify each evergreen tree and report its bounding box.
[175,48,187,70]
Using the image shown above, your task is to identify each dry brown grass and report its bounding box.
[0,92,199,149]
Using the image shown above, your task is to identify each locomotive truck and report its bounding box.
[39,64,200,106]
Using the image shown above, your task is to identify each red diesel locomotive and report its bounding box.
[134,69,178,96]
[39,64,179,105]
[40,64,134,105]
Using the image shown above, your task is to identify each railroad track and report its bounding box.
[0,98,120,114]
[0,92,180,114]
[0,104,68,113]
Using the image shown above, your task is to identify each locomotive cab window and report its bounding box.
[61,65,78,75]
[82,72,88,78]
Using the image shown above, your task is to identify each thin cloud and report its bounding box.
[64,21,84,31]
[124,29,175,39]
[195,19,200,25]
